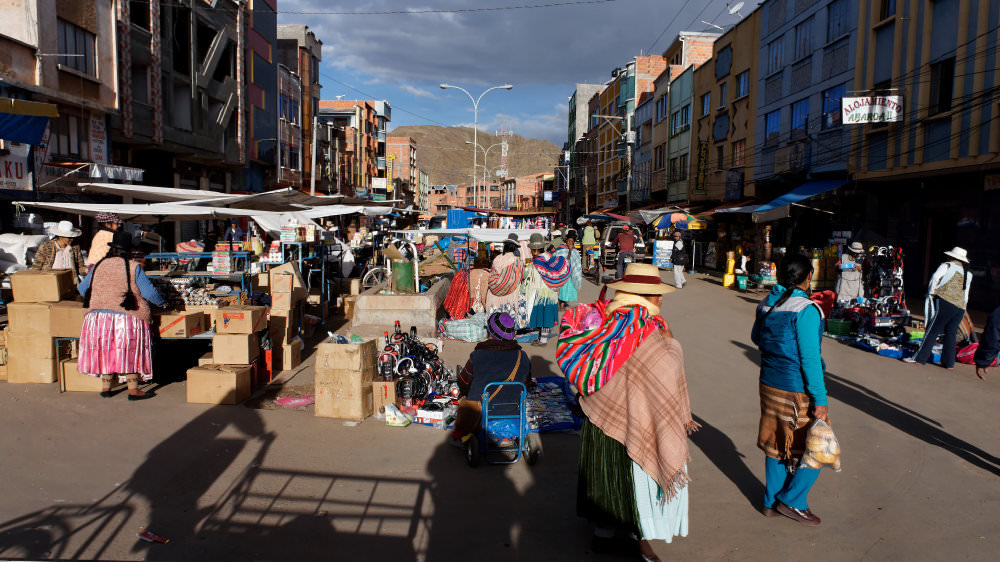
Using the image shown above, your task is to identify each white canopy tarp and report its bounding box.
[394,228,542,243]
[250,212,321,237]
[13,201,280,224]
[77,183,227,202]
[635,207,691,224]
[301,206,399,219]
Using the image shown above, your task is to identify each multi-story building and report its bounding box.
[633,96,655,203]
[417,169,429,211]
[247,0,280,191]
[752,0,858,201]
[847,0,1000,307]
[502,172,553,211]
[277,24,323,193]
[689,9,762,202]
[567,83,604,212]
[371,100,391,182]
[658,32,720,202]
[427,184,459,214]
[386,135,417,193]
[649,71,671,200]
[593,56,668,209]
[276,64,302,188]
[317,99,378,196]
[0,0,129,197]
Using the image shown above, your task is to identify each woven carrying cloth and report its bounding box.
[557,300,666,396]
[532,253,570,289]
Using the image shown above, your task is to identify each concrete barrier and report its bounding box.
[350,274,452,338]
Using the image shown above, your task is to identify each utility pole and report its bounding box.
[309,115,318,195]
[334,132,341,195]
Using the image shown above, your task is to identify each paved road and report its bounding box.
[0,272,997,561]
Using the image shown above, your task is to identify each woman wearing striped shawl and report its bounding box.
[558,263,696,561]
[521,233,560,344]
[486,240,524,317]
[557,229,583,306]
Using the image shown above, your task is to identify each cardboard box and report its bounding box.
[306,288,323,305]
[269,262,305,298]
[10,269,75,302]
[314,339,377,420]
[184,304,223,330]
[0,364,7,381]
[49,301,85,338]
[60,359,104,392]
[274,336,303,372]
[212,333,260,365]
[186,364,252,405]
[198,352,215,366]
[372,381,399,414]
[216,305,267,334]
[6,302,52,335]
[0,328,7,347]
[156,311,205,338]
[270,291,298,311]
[268,309,299,345]
[6,333,56,383]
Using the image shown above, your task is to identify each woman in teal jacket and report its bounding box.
[751,253,829,527]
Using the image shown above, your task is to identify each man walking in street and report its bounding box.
[614,225,636,280]
[671,231,689,289]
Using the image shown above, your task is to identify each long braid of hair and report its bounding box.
[120,257,138,311]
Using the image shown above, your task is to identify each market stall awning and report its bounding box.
[394,228,541,243]
[251,212,322,237]
[459,207,555,217]
[13,201,279,224]
[714,204,762,214]
[754,180,850,212]
[78,183,227,202]
[0,98,58,145]
[301,205,396,219]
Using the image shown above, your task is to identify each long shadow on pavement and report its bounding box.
[689,414,763,511]
[730,339,1000,478]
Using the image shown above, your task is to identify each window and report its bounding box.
[768,38,784,74]
[765,109,781,142]
[701,93,711,116]
[828,0,848,41]
[654,144,665,170]
[794,19,812,60]
[49,111,89,159]
[821,84,846,129]
[791,97,810,136]
[677,153,688,181]
[670,105,690,135]
[719,82,728,107]
[929,58,955,115]
[716,145,725,169]
[130,1,150,30]
[732,139,746,167]
[736,71,750,98]
[656,96,669,121]
[669,157,678,182]
[57,19,96,76]
[879,0,896,21]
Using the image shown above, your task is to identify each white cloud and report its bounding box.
[399,84,437,99]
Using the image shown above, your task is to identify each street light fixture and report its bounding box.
[440,83,514,208]
[466,140,504,208]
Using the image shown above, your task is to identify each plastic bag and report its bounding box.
[384,403,413,427]
[799,419,842,471]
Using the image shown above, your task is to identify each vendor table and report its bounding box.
[145,251,255,300]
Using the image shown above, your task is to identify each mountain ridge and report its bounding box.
[389,125,561,186]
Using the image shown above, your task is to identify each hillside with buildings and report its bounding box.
[389,126,561,186]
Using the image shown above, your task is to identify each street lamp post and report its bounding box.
[466,140,503,208]
[440,83,513,209]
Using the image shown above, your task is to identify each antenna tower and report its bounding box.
[498,128,512,177]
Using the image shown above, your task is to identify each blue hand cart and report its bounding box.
[465,381,542,467]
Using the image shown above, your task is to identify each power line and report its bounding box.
[143,0,623,15]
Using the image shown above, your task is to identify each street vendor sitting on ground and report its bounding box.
[452,312,532,442]
[32,220,88,279]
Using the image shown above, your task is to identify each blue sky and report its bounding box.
[278,0,737,144]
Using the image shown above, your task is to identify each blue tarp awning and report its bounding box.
[0,98,59,145]
[754,180,849,212]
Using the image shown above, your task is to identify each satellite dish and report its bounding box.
[728,2,745,17]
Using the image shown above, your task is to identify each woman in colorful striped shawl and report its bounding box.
[532,250,571,290]
[522,234,559,344]
[558,263,689,561]
[486,241,524,317]
[557,230,582,306]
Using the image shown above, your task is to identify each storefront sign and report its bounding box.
[694,142,709,193]
[0,142,32,189]
[842,96,902,124]
[985,174,1000,191]
[386,154,394,193]
[89,115,107,164]
[371,177,387,191]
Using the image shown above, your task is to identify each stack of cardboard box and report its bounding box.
[314,339,376,421]
[186,304,266,405]
[267,263,305,373]
[5,270,85,385]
